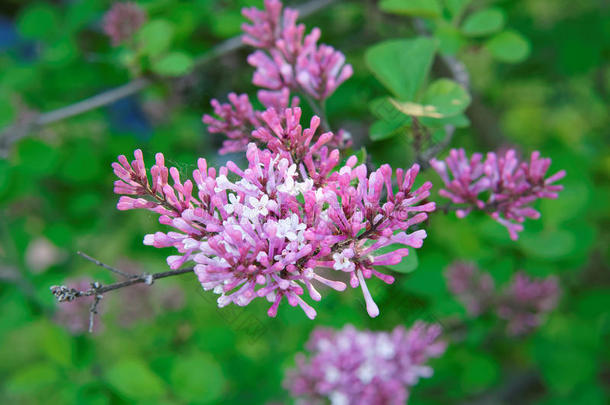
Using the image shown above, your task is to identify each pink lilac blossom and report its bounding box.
[204,0,354,155]
[284,322,446,405]
[497,272,560,336]
[202,89,299,154]
[445,261,495,316]
[103,2,147,47]
[445,262,560,335]
[243,0,353,100]
[430,148,565,240]
[113,109,435,319]
[52,278,103,334]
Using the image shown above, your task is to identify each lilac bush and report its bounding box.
[430,148,565,239]
[284,323,446,405]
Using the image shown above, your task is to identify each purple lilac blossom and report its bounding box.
[445,261,560,335]
[430,148,565,239]
[204,0,353,155]
[284,322,446,405]
[497,272,560,335]
[243,0,352,101]
[102,2,147,47]
[202,89,298,155]
[445,261,495,316]
[113,108,435,319]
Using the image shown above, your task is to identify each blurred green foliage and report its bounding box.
[0,0,609,403]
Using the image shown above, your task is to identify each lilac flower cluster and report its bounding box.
[284,323,446,405]
[445,262,495,316]
[445,262,560,335]
[243,0,353,100]
[430,148,565,239]
[103,2,147,47]
[203,0,352,155]
[497,272,560,335]
[113,110,435,319]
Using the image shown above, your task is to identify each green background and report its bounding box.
[0,0,608,403]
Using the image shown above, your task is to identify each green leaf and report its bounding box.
[16,3,60,40]
[370,120,406,141]
[105,359,167,401]
[137,20,175,57]
[435,22,465,55]
[461,8,506,37]
[379,0,442,18]
[151,52,194,76]
[421,78,471,117]
[365,38,437,100]
[445,0,472,20]
[485,30,531,63]
[369,97,409,122]
[6,362,60,395]
[402,252,448,297]
[394,250,419,273]
[420,113,470,128]
[170,354,226,402]
[518,229,576,260]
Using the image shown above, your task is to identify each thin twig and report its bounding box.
[51,264,194,332]
[0,0,337,154]
[51,266,194,301]
[96,267,194,294]
[88,293,103,333]
[77,251,132,278]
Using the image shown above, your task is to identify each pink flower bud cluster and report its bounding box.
[243,0,353,101]
[430,148,565,240]
[103,2,147,47]
[113,109,435,319]
[445,262,560,335]
[284,322,446,405]
[445,262,495,316]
